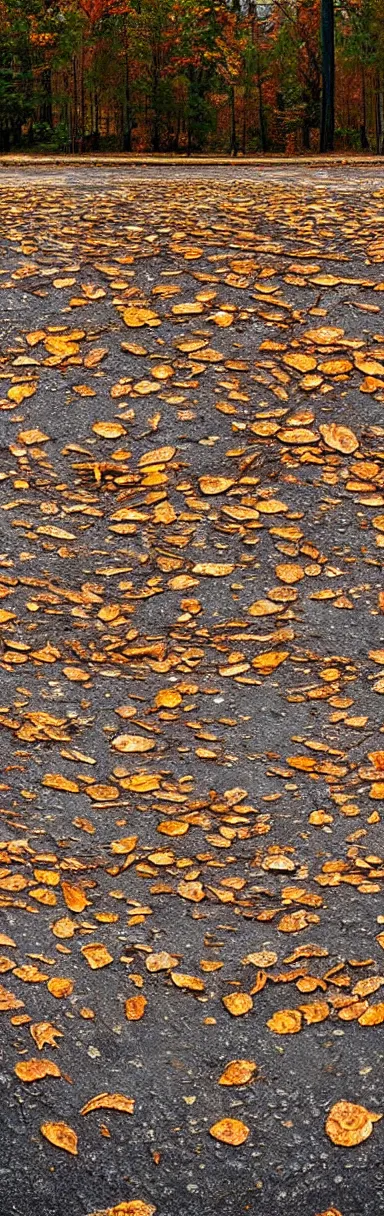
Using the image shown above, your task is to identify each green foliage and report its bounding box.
[0,0,382,152]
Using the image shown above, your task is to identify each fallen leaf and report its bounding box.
[40,1121,78,1155]
[81,1093,135,1116]
[125,995,147,1021]
[15,1058,61,1082]
[325,1101,382,1147]
[222,992,253,1016]
[81,944,113,969]
[209,1117,250,1145]
[218,1060,256,1086]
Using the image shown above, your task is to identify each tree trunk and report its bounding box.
[93,92,100,151]
[360,65,369,150]
[79,40,85,152]
[72,56,78,153]
[320,0,335,152]
[229,85,237,155]
[123,29,132,152]
[242,92,247,154]
[376,75,384,154]
[41,68,53,128]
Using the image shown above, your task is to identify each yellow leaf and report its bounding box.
[61,882,88,912]
[177,880,205,902]
[18,428,48,445]
[252,650,289,674]
[192,563,234,577]
[157,820,188,837]
[138,446,175,466]
[86,785,119,801]
[283,353,317,372]
[8,383,37,404]
[299,1001,329,1024]
[303,326,344,345]
[275,563,304,584]
[30,1022,63,1049]
[87,1203,156,1216]
[358,1002,384,1026]
[0,984,23,1011]
[123,307,159,327]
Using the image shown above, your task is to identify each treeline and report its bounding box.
[1,0,384,155]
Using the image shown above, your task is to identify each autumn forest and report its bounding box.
[2,0,384,158]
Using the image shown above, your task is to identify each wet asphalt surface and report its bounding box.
[0,163,383,1216]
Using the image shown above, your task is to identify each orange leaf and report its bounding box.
[218,1060,256,1086]
[61,881,89,912]
[267,1009,302,1034]
[222,992,253,1017]
[30,1022,64,1049]
[125,995,147,1021]
[209,1118,249,1146]
[15,1058,61,1082]
[81,1093,135,1116]
[40,1121,78,1155]
[170,972,205,992]
[325,1101,381,1147]
[81,944,113,969]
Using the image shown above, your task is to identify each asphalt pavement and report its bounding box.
[0,163,383,1216]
